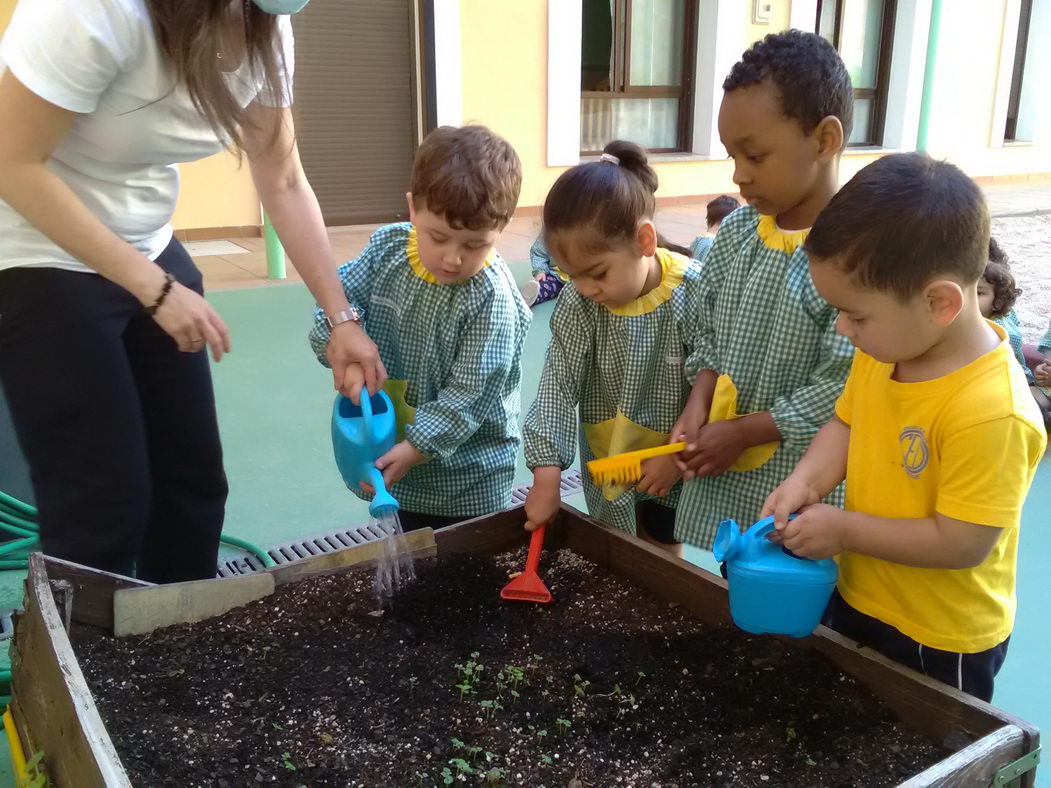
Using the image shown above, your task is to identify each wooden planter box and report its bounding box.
[8,504,1041,787]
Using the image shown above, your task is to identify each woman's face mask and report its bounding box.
[250,0,311,13]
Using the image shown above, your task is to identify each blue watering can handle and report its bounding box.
[747,513,797,542]
[359,389,373,431]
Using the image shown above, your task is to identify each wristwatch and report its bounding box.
[325,307,360,330]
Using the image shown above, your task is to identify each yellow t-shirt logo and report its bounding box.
[898,426,929,479]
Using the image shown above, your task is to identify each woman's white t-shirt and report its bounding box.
[0,0,294,273]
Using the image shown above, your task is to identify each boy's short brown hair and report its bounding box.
[806,153,990,300]
[409,125,522,231]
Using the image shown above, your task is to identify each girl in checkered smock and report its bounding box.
[522,140,704,555]
[672,31,856,548]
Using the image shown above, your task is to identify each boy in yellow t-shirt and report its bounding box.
[762,153,1046,702]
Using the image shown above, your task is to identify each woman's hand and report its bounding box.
[327,322,387,402]
[151,282,232,361]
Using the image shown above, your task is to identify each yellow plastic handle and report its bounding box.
[621,442,687,462]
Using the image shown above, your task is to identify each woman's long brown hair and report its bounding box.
[146,0,288,152]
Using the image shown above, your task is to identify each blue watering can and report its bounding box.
[713,515,837,638]
[331,391,400,517]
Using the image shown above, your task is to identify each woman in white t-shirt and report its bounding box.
[0,0,386,582]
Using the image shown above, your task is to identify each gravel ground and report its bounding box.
[992,215,1051,343]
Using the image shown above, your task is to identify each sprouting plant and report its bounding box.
[281,751,296,771]
[556,717,572,735]
[485,766,507,784]
[456,682,476,702]
[635,670,647,686]
[539,754,553,768]
[479,699,503,720]
[785,722,798,742]
[572,673,591,697]
[510,689,521,703]
[441,766,455,785]
[536,728,548,741]
[271,722,282,730]
[451,737,466,750]
[449,757,475,776]
[505,665,525,690]
[409,676,419,695]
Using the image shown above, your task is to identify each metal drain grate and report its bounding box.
[216,521,389,578]
[217,469,585,578]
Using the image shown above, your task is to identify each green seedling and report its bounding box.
[280,752,296,772]
[455,682,476,702]
[449,757,475,776]
[539,754,553,768]
[441,766,455,785]
[555,718,572,735]
[572,674,591,697]
[485,766,507,784]
[785,722,798,742]
[635,670,647,686]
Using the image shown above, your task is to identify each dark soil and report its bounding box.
[76,547,948,786]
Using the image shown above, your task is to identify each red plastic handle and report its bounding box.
[524,524,546,574]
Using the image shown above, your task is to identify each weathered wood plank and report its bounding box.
[113,573,276,637]
[41,555,153,633]
[432,506,529,555]
[900,724,1028,787]
[12,554,131,787]
[809,626,1034,748]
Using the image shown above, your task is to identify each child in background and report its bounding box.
[1032,321,1051,430]
[764,153,1046,701]
[522,141,704,555]
[689,195,742,262]
[519,235,567,307]
[976,240,1051,427]
[672,31,855,548]
[978,238,1029,379]
[309,125,532,532]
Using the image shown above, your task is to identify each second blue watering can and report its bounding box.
[713,515,837,638]
[331,391,400,517]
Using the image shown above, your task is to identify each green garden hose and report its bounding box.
[0,488,276,570]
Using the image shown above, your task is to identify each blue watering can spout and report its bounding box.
[331,390,400,518]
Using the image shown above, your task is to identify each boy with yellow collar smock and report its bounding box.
[672,31,855,548]
[308,125,531,532]
[523,141,702,555]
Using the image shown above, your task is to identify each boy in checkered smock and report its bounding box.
[523,140,703,556]
[672,31,855,548]
[308,126,531,532]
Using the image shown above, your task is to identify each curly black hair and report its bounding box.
[982,259,1021,318]
[706,195,741,227]
[988,236,1009,266]
[723,29,854,141]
